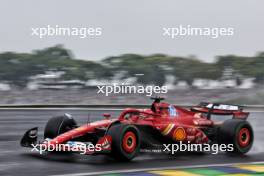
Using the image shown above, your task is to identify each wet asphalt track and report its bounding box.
[0,109,264,176]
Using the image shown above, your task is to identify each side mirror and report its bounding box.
[103,113,111,119]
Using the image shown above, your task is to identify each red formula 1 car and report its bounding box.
[21,97,254,161]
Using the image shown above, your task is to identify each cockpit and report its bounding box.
[150,97,178,118]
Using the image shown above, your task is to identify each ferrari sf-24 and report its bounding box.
[21,97,254,161]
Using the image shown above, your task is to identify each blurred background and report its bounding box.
[0,0,263,105]
[0,44,263,105]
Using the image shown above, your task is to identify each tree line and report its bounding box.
[0,45,263,88]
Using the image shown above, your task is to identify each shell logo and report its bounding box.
[173,127,186,141]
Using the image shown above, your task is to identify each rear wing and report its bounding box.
[191,102,249,120]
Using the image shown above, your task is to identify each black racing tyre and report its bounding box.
[107,124,140,161]
[218,119,253,154]
[44,114,77,139]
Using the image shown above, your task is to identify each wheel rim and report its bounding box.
[122,131,137,153]
[238,127,250,147]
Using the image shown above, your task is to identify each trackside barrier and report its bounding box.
[0,104,263,112]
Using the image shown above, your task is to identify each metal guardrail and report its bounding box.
[0,104,150,109]
[0,104,263,111]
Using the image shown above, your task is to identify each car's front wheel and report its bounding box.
[44,114,77,139]
[107,124,141,161]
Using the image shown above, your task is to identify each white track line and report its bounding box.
[50,161,264,176]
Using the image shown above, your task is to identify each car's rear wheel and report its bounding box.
[44,114,77,139]
[107,124,140,161]
[218,119,253,154]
